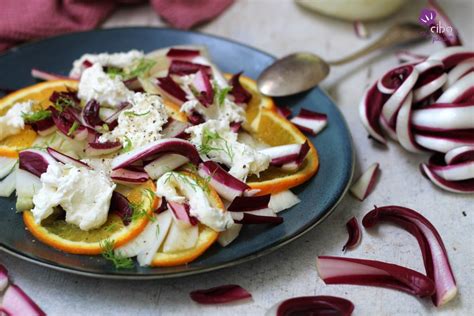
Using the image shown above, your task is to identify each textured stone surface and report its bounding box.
[1,0,473,315]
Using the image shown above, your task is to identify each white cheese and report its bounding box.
[80,158,113,175]
[31,162,116,231]
[156,172,234,231]
[0,101,33,141]
[174,72,245,123]
[78,63,133,107]
[98,92,169,149]
[70,50,144,78]
[191,55,229,88]
[186,120,270,180]
[181,98,245,124]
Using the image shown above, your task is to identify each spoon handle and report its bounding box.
[328,22,427,66]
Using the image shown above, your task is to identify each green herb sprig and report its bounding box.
[121,136,133,153]
[123,110,150,117]
[212,80,232,106]
[67,121,79,136]
[164,171,210,194]
[106,58,156,80]
[100,239,134,269]
[129,188,157,222]
[22,110,51,123]
[198,128,234,163]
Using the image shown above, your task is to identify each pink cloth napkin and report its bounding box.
[0,0,234,52]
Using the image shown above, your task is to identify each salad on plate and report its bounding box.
[0,46,323,268]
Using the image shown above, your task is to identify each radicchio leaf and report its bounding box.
[229,72,252,104]
[362,205,457,306]
[110,191,132,225]
[190,284,252,304]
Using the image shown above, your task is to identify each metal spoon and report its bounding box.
[257,22,427,97]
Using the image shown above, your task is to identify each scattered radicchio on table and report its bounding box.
[359,46,474,193]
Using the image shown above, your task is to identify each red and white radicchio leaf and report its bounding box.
[353,20,369,39]
[444,57,474,88]
[395,51,427,64]
[169,60,211,76]
[112,138,200,170]
[168,201,197,226]
[166,48,200,60]
[19,149,56,177]
[227,194,283,224]
[412,60,447,102]
[0,264,8,291]
[428,153,474,181]
[156,76,188,104]
[85,140,122,157]
[190,284,252,304]
[362,205,457,306]
[82,99,105,129]
[395,92,424,153]
[266,296,354,316]
[259,141,310,169]
[144,154,189,180]
[349,163,380,201]
[46,147,90,168]
[437,72,474,103]
[290,109,327,135]
[229,72,252,104]
[110,191,133,226]
[192,69,214,107]
[111,168,149,185]
[31,68,74,81]
[411,103,474,132]
[414,131,474,153]
[358,82,389,144]
[161,118,190,139]
[1,284,46,316]
[380,64,419,125]
[317,256,435,298]
[197,161,250,201]
[444,145,474,164]
[227,195,270,213]
[276,105,292,118]
[342,217,361,251]
[420,163,474,193]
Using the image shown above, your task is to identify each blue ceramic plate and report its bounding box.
[0,28,353,279]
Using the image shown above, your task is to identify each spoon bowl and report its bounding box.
[257,22,427,97]
[257,52,330,97]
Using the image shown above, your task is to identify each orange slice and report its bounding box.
[223,74,275,130]
[247,109,319,195]
[150,172,224,267]
[23,180,158,255]
[0,80,78,157]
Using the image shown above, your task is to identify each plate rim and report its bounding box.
[0,26,355,279]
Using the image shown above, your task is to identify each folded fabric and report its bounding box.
[0,0,234,52]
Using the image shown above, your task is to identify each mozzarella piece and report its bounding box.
[156,171,234,231]
[32,162,116,231]
[70,50,144,78]
[98,92,169,149]
[0,101,33,141]
[186,120,270,180]
[78,63,133,107]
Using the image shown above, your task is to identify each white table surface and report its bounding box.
[1,1,473,315]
